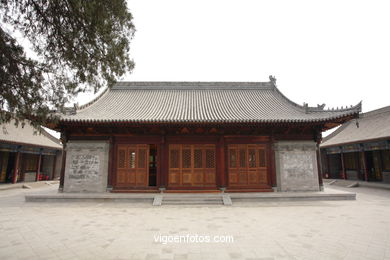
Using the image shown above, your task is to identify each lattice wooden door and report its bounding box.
[116,144,149,187]
[228,144,268,187]
[168,144,216,187]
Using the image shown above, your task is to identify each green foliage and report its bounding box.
[0,0,135,127]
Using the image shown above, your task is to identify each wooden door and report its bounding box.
[116,144,149,187]
[228,144,268,187]
[168,144,216,187]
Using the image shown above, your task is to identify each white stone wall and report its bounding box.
[63,141,109,193]
[274,141,320,192]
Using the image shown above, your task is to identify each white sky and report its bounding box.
[65,0,390,138]
[78,0,389,112]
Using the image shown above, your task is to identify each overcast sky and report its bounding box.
[78,0,389,114]
[64,0,388,138]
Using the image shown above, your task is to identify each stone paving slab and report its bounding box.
[1,184,389,259]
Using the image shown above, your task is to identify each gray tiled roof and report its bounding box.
[0,120,62,149]
[60,82,361,124]
[321,105,390,147]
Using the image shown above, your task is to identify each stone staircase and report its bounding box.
[153,193,232,206]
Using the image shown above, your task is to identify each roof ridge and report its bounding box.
[319,101,362,113]
[272,87,362,114]
[113,81,271,85]
[112,81,274,90]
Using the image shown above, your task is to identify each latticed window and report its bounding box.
[118,149,126,168]
[205,149,215,168]
[194,149,203,168]
[239,149,246,168]
[138,149,146,168]
[248,149,256,168]
[182,149,191,168]
[229,150,236,168]
[170,149,179,168]
[259,149,266,167]
[129,151,136,168]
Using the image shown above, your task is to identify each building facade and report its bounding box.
[51,81,360,193]
[321,106,390,183]
[0,120,63,184]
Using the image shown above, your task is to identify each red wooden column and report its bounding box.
[35,152,42,182]
[12,151,21,184]
[340,151,346,179]
[156,136,164,188]
[59,147,67,190]
[107,136,114,189]
[217,135,226,188]
[361,151,368,181]
[269,139,277,188]
[59,132,68,191]
[159,135,168,189]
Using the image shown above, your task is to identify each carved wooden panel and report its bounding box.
[168,144,216,187]
[116,144,149,188]
[228,144,268,187]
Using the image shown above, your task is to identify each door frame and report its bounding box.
[164,135,219,190]
[113,136,162,190]
[167,143,217,189]
[224,136,273,190]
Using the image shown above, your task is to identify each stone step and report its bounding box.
[152,195,163,206]
[159,194,228,206]
[222,194,233,206]
[163,190,221,193]
[162,200,223,205]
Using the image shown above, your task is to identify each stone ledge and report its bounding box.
[25,188,355,203]
[230,190,355,201]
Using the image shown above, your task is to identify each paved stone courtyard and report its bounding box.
[0,184,390,260]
